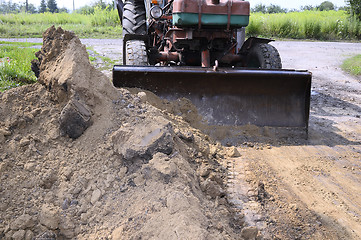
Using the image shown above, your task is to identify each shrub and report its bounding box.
[247,10,360,40]
[346,0,361,21]
[318,1,335,11]
[304,21,322,39]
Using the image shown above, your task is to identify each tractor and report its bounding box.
[113,0,311,129]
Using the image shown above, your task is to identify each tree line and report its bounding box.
[252,1,361,21]
[0,0,115,14]
[0,0,64,13]
[0,0,360,21]
[347,0,361,21]
[252,1,345,13]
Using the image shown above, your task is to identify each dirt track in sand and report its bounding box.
[230,41,361,239]
[64,39,361,238]
[85,38,361,232]
[89,40,361,238]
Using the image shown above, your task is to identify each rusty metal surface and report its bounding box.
[157,52,180,62]
[113,66,312,128]
[201,49,210,67]
[165,27,233,41]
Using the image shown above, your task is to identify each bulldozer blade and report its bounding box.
[113,66,311,129]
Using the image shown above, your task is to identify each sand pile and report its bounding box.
[0,27,250,239]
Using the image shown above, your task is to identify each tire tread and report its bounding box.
[122,0,146,36]
[125,40,148,65]
[247,43,282,69]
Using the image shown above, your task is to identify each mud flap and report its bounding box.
[113,66,311,129]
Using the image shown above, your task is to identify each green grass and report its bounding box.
[89,55,97,62]
[0,43,38,91]
[342,55,361,76]
[248,10,361,40]
[0,9,359,40]
[0,41,42,47]
[86,46,116,71]
[0,43,115,92]
[0,7,122,38]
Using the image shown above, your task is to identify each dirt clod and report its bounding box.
[59,99,92,139]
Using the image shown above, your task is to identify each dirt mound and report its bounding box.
[0,27,247,239]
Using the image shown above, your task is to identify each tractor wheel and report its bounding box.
[122,0,146,36]
[116,0,124,23]
[125,40,148,65]
[246,43,282,69]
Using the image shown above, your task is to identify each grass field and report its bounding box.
[0,41,117,92]
[0,7,122,38]
[248,10,361,40]
[342,55,361,76]
[0,41,40,91]
[0,10,359,40]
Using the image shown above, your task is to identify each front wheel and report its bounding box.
[124,40,148,65]
[246,43,282,69]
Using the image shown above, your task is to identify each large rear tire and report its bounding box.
[122,0,148,65]
[125,40,148,65]
[246,43,282,69]
[122,0,146,36]
[116,0,124,23]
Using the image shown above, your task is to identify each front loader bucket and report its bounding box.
[113,66,311,129]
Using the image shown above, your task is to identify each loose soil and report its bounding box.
[0,30,360,240]
[0,27,243,240]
